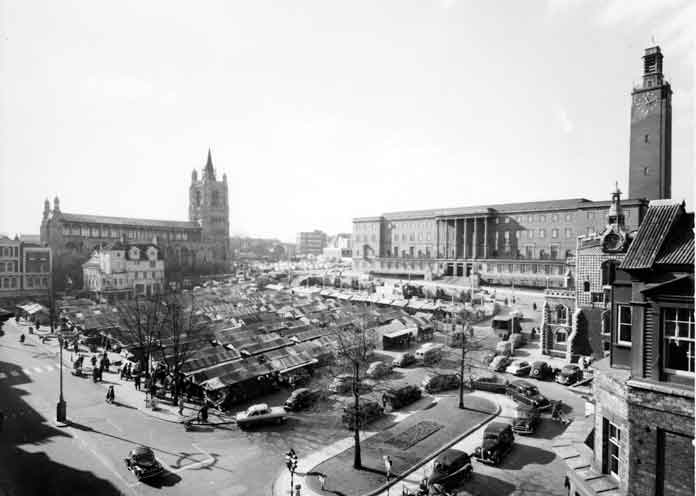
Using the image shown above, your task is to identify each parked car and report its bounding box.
[506,380,551,410]
[428,449,473,490]
[556,364,584,385]
[470,375,509,394]
[511,404,540,435]
[509,332,527,349]
[505,360,532,377]
[495,340,514,356]
[415,343,444,365]
[482,351,497,366]
[235,403,287,429]
[473,422,515,465]
[341,399,384,429]
[366,361,391,379]
[488,355,512,372]
[328,374,370,394]
[284,388,319,411]
[421,373,460,393]
[530,361,555,380]
[124,446,164,481]
[382,384,422,409]
[392,352,416,368]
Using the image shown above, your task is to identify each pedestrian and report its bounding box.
[73,342,79,354]
[178,396,185,415]
[91,355,97,369]
[504,297,509,306]
[318,474,326,491]
[134,373,141,391]
[532,302,537,311]
[120,364,126,380]
[125,363,132,380]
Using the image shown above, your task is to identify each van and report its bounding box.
[415,343,443,365]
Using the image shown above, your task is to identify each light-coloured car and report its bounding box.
[235,403,286,429]
[366,361,391,379]
[505,360,531,376]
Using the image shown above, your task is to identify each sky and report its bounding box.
[1,0,693,243]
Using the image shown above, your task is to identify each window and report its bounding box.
[418,233,422,241]
[555,330,567,343]
[393,247,398,257]
[552,214,558,222]
[426,233,431,241]
[644,134,649,143]
[528,230,534,240]
[550,244,560,259]
[643,167,650,176]
[591,292,605,304]
[617,304,632,345]
[538,214,546,223]
[538,229,546,239]
[565,228,573,239]
[525,245,534,258]
[515,231,521,240]
[505,217,510,223]
[565,213,573,222]
[508,264,514,273]
[663,308,695,375]
[551,228,559,239]
[608,421,621,479]
[601,260,618,286]
[528,215,533,223]
[586,226,593,236]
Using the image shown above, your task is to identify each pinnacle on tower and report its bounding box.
[204,148,215,180]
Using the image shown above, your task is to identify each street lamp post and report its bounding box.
[52,275,67,423]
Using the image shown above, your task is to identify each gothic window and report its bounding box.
[212,190,220,206]
[555,330,567,343]
[601,260,619,286]
[195,190,201,207]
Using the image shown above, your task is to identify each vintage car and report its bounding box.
[470,375,508,394]
[284,388,320,411]
[124,446,164,481]
[556,364,584,385]
[505,360,532,376]
[428,449,473,489]
[421,373,459,393]
[328,374,371,394]
[506,380,551,410]
[392,352,416,368]
[341,399,384,429]
[488,355,512,373]
[235,403,287,429]
[473,422,515,465]
[366,361,392,379]
[530,361,555,380]
[482,351,498,366]
[415,343,444,366]
[511,404,540,434]
[382,384,421,410]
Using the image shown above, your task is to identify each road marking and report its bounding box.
[168,443,215,475]
[105,418,124,434]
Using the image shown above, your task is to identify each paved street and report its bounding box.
[0,319,349,496]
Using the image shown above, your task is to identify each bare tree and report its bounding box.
[155,294,203,402]
[330,319,376,469]
[116,294,167,375]
[454,309,484,409]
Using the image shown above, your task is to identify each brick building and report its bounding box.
[296,230,327,256]
[352,46,669,289]
[0,235,52,306]
[564,199,694,496]
[41,150,230,290]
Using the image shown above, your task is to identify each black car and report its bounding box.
[428,449,473,489]
[556,364,583,385]
[124,446,164,481]
[530,361,555,380]
[473,422,515,465]
[506,380,551,410]
[511,404,540,435]
[470,375,508,394]
[392,352,416,368]
[382,384,422,410]
[284,388,319,411]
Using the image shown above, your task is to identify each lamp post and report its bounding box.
[53,274,66,423]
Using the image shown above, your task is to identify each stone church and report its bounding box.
[41,150,230,290]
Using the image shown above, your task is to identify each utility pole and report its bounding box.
[53,271,66,423]
[458,321,468,409]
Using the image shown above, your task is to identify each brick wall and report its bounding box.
[626,384,694,496]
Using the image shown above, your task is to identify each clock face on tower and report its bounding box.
[602,231,625,253]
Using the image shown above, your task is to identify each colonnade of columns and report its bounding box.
[435,216,490,260]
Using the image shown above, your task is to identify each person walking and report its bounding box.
[91,355,97,369]
[318,474,326,491]
[134,372,141,391]
[178,396,185,416]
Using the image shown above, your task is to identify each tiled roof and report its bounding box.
[621,200,689,270]
[59,212,200,230]
[654,213,694,266]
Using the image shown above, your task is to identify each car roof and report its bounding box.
[532,361,548,367]
[290,388,309,395]
[485,421,512,433]
[510,379,533,387]
[515,403,536,412]
[563,364,580,370]
[132,446,153,455]
[435,449,470,465]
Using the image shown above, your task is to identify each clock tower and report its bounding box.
[628,46,672,200]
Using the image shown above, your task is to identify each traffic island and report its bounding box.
[305,394,498,496]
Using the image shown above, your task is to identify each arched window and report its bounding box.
[212,190,220,207]
[583,281,590,292]
[556,305,568,324]
[555,330,567,344]
[195,190,201,207]
[601,260,619,286]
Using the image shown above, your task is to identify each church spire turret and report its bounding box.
[204,148,215,181]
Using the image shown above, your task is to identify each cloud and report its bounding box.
[554,105,574,134]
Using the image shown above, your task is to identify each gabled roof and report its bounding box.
[621,200,693,270]
[59,212,200,230]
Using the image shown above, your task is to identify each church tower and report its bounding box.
[628,46,672,200]
[189,149,230,267]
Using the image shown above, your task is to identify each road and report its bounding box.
[0,319,349,496]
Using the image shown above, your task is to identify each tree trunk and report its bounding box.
[459,334,466,409]
[352,362,362,469]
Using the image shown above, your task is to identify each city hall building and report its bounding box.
[352,46,670,289]
[41,150,230,290]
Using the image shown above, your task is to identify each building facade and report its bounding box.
[564,199,694,496]
[296,230,327,256]
[82,242,165,302]
[352,46,668,289]
[41,150,229,290]
[0,236,52,306]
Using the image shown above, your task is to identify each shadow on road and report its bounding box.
[454,472,516,495]
[141,470,183,488]
[501,443,556,470]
